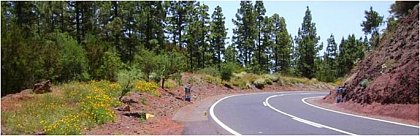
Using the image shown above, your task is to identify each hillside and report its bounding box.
[323,5,418,122]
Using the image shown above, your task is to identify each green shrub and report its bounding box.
[99,50,122,81]
[57,33,89,82]
[265,78,273,85]
[164,79,177,89]
[264,74,279,82]
[117,68,142,100]
[221,62,235,81]
[231,77,249,89]
[149,72,161,83]
[359,79,370,88]
[253,78,267,89]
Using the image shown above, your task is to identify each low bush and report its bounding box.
[359,79,370,88]
[253,78,267,89]
[264,74,279,82]
[265,78,273,85]
[230,77,249,89]
[163,79,177,89]
[220,62,236,81]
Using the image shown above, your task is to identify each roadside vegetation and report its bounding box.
[1,80,160,134]
[2,0,415,135]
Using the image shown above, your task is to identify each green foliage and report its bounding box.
[220,62,236,81]
[336,35,367,77]
[263,74,279,82]
[232,1,257,67]
[99,50,122,81]
[83,33,108,80]
[210,5,228,70]
[1,81,122,134]
[390,1,418,18]
[359,79,370,88]
[253,78,267,89]
[117,67,143,100]
[361,6,384,35]
[272,14,293,74]
[294,6,321,79]
[134,49,158,81]
[57,32,89,82]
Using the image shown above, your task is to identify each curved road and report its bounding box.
[209,92,419,135]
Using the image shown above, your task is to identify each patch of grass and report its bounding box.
[196,67,220,77]
[2,93,77,134]
[163,79,178,89]
[201,74,222,85]
[1,81,123,135]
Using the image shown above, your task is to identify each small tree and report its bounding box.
[99,50,122,81]
[57,32,90,81]
[155,51,187,88]
[220,62,235,81]
[361,6,383,48]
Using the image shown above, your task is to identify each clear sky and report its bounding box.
[202,0,394,54]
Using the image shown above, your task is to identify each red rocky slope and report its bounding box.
[325,5,419,104]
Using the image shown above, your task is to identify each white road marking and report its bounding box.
[265,94,357,135]
[302,96,420,128]
[209,95,241,136]
[209,91,328,135]
[292,117,323,128]
[263,101,267,106]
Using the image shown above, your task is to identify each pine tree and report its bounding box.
[271,14,292,73]
[254,1,266,72]
[322,34,338,81]
[210,5,227,70]
[186,2,210,71]
[167,1,194,49]
[294,6,321,79]
[232,1,256,67]
[361,6,383,48]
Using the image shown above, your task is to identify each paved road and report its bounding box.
[210,92,419,135]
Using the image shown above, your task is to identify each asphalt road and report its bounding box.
[210,92,419,135]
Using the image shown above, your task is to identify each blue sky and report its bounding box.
[202,0,394,54]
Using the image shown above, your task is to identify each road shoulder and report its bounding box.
[306,97,419,126]
[172,94,230,135]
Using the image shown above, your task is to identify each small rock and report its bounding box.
[116,105,130,111]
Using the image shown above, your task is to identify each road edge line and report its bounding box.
[209,95,241,136]
[265,94,357,135]
[302,96,420,128]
